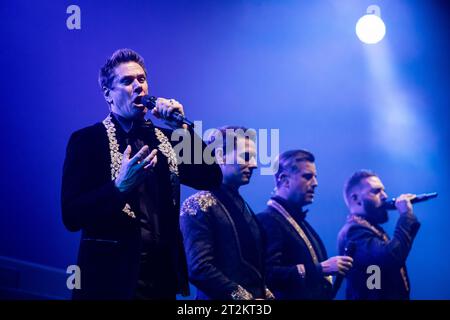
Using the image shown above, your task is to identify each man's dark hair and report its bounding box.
[208,125,256,155]
[274,149,315,187]
[98,48,147,90]
[343,169,378,206]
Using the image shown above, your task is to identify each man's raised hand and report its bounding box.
[114,145,158,193]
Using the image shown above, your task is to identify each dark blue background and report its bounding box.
[0,0,448,299]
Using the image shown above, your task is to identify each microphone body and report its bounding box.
[138,95,194,128]
[331,242,356,298]
[382,192,438,210]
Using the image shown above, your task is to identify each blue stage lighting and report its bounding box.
[356,5,386,44]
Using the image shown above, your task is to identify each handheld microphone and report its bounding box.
[137,95,194,128]
[332,241,356,298]
[382,192,438,210]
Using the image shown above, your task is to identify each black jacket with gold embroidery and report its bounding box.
[180,189,274,300]
[337,214,420,300]
[61,115,222,299]
[257,196,333,300]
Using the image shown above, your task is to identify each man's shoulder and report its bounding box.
[180,191,218,217]
[338,219,377,243]
[256,206,283,225]
[256,206,276,218]
[69,122,106,142]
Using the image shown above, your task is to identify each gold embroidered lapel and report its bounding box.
[154,128,179,176]
[268,199,332,284]
[102,115,179,219]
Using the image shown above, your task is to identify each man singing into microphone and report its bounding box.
[61,48,222,299]
[338,170,421,300]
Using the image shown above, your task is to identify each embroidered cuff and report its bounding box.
[265,287,275,300]
[231,285,254,300]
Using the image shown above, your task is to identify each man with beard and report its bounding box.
[180,126,274,300]
[338,170,421,300]
[257,150,353,299]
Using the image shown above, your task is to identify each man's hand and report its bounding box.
[152,97,188,129]
[395,193,416,216]
[320,256,353,276]
[114,145,158,193]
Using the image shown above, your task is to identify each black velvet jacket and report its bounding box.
[61,115,222,299]
[338,214,420,300]
[179,187,272,300]
[257,196,333,300]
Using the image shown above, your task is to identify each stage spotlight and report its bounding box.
[356,5,386,44]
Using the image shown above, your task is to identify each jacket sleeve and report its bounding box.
[180,194,253,300]
[169,127,222,191]
[257,213,324,292]
[61,129,127,232]
[341,215,421,269]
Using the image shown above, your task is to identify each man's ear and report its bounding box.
[215,147,225,165]
[278,173,289,188]
[103,87,113,105]
[351,193,362,206]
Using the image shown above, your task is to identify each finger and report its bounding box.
[123,145,132,161]
[398,194,415,201]
[156,97,169,110]
[168,100,184,114]
[406,194,416,200]
[162,106,170,119]
[157,98,180,120]
[173,102,184,116]
[140,149,158,167]
[151,108,161,118]
[339,263,352,271]
[155,98,169,117]
[144,154,158,169]
[395,195,409,203]
[150,151,158,166]
[164,102,174,119]
[155,99,166,118]
[338,259,352,267]
[142,146,151,159]
[157,97,169,105]
[168,104,183,116]
[342,256,354,263]
[129,145,149,165]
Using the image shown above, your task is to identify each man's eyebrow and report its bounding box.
[119,75,134,81]
[120,73,146,80]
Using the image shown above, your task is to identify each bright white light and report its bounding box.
[356,13,386,44]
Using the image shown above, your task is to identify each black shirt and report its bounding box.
[111,113,175,296]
